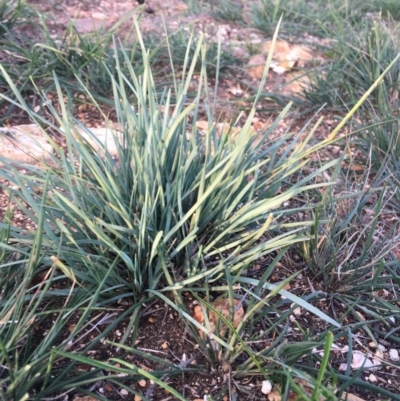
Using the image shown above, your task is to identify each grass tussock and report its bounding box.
[1,1,400,400]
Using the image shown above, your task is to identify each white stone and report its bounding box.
[0,124,53,166]
[64,126,123,158]
[261,380,272,394]
[389,349,399,361]
[351,351,374,370]
[91,12,107,20]
[292,307,302,316]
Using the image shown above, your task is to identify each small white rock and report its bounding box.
[228,87,243,97]
[92,12,107,20]
[389,349,400,361]
[292,307,302,316]
[351,351,374,370]
[120,389,128,396]
[368,374,378,382]
[261,380,272,395]
[0,125,53,166]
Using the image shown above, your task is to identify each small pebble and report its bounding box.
[261,380,272,394]
[389,349,399,361]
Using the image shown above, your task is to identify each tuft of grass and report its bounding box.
[303,16,400,111]
[250,0,367,38]
[0,24,336,297]
[0,21,344,398]
[342,74,400,211]
[373,0,400,20]
[0,20,148,101]
[182,0,206,15]
[0,0,29,37]
[210,0,244,24]
[297,167,400,354]
[165,27,241,78]
[301,179,400,298]
[1,14,400,401]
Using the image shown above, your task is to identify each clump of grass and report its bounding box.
[373,0,400,20]
[210,0,244,24]
[1,25,335,297]
[298,169,400,349]
[303,16,400,111]
[0,0,29,37]
[166,27,241,77]
[250,0,367,38]
[182,0,206,14]
[352,102,400,211]
[0,21,342,398]
[1,15,400,401]
[0,19,149,100]
[301,178,400,298]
